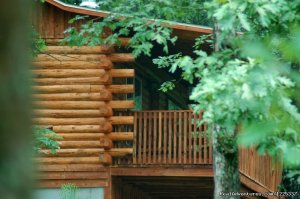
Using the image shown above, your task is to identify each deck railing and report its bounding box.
[239,147,283,192]
[115,110,282,192]
[133,110,213,165]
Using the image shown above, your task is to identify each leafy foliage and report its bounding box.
[59,183,78,199]
[31,28,46,56]
[61,0,210,26]
[33,126,62,154]
[63,15,177,57]
[154,0,300,168]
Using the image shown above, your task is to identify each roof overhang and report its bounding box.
[45,0,213,39]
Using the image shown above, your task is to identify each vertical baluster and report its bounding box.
[198,113,202,164]
[138,112,142,164]
[163,111,167,164]
[173,111,177,164]
[193,113,197,164]
[188,111,192,164]
[148,112,152,164]
[209,124,213,164]
[133,112,137,164]
[153,112,157,164]
[203,121,207,164]
[168,112,172,163]
[158,112,162,163]
[178,111,182,164]
[143,111,147,164]
[183,111,187,164]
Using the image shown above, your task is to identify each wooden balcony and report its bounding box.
[114,110,283,193]
[133,110,212,165]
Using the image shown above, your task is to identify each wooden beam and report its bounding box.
[52,124,112,133]
[33,60,112,69]
[35,109,113,118]
[110,69,134,78]
[33,76,111,85]
[39,148,133,157]
[33,92,112,101]
[32,69,107,78]
[44,38,130,46]
[99,138,113,150]
[108,53,135,62]
[111,167,214,177]
[34,117,109,125]
[240,173,273,197]
[36,157,101,164]
[99,153,112,165]
[35,101,131,109]
[110,116,134,125]
[42,46,112,54]
[38,164,106,172]
[109,100,134,109]
[57,132,134,141]
[108,85,134,94]
[36,54,110,62]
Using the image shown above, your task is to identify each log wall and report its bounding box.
[33,2,135,189]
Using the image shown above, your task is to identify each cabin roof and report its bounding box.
[45,0,213,35]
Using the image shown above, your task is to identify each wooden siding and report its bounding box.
[34,45,134,187]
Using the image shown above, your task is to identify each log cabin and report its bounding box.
[33,1,283,199]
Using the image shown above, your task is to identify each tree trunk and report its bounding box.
[0,1,33,199]
[213,20,241,199]
[212,126,240,199]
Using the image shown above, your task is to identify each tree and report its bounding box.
[62,0,300,198]
[0,0,33,198]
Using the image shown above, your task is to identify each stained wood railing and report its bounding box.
[124,110,283,193]
[239,147,283,192]
[132,110,213,165]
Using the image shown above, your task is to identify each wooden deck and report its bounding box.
[114,110,283,194]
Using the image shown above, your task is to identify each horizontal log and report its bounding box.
[36,54,108,62]
[109,100,134,109]
[34,118,107,126]
[110,116,134,125]
[38,164,106,172]
[37,179,108,188]
[35,101,133,109]
[108,85,134,93]
[110,69,134,78]
[57,141,101,148]
[34,101,107,109]
[44,38,130,46]
[39,148,133,157]
[33,85,108,94]
[52,125,112,134]
[36,157,101,164]
[35,109,113,118]
[42,46,112,54]
[99,153,112,165]
[99,138,113,150]
[108,53,134,62]
[58,132,134,141]
[32,69,106,78]
[33,60,112,69]
[33,76,111,85]
[33,92,112,101]
[38,171,108,180]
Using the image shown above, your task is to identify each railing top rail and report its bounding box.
[132,110,199,113]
